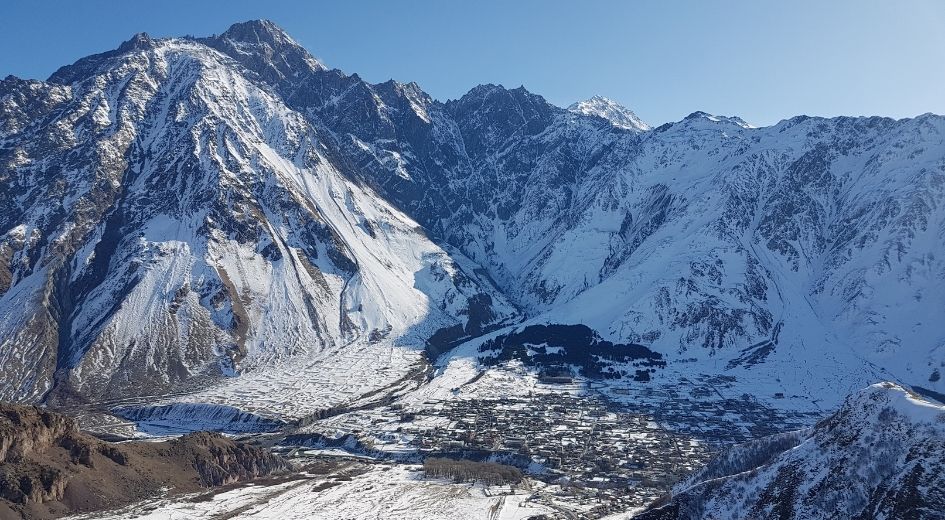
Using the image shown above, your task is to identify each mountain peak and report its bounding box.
[204,19,324,83]
[452,83,552,109]
[219,19,292,46]
[683,110,753,129]
[49,31,161,84]
[117,32,155,53]
[460,83,509,99]
[568,96,649,132]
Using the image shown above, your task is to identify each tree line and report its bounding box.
[423,458,523,485]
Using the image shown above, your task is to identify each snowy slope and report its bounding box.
[636,382,945,519]
[0,30,515,404]
[245,37,945,404]
[81,463,552,520]
[1,20,944,419]
[568,95,650,131]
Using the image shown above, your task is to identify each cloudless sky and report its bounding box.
[2,0,944,126]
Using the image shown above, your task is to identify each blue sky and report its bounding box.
[2,0,943,126]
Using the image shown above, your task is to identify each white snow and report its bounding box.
[74,464,553,520]
[568,96,650,131]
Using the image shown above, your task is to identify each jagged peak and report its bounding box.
[203,19,325,80]
[117,32,155,53]
[48,31,166,85]
[460,83,506,98]
[218,20,293,47]
[451,83,551,109]
[369,79,435,123]
[376,79,427,98]
[568,95,649,132]
[683,110,753,129]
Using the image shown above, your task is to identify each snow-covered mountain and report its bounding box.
[568,95,650,131]
[0,27,515,404]
[1,20,944,413]
[636,382,945,519]
[219,21,945,403]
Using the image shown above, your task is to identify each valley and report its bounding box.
[0,17,943,520]
[54,344,824,518]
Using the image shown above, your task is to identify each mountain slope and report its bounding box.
[0,30,514,404]
[204,22,945,403]
[636,382,945,520]
[1,20,944,416]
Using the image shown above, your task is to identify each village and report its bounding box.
[602,372,819,444]
[391,388,712,513]
[292,365,821,517]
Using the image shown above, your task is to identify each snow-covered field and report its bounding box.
[103,339,428,435]
[172,340,425,419]
[74,464,553,520]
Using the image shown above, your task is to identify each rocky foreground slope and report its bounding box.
[0,403,289,519]
[636,383,945,520]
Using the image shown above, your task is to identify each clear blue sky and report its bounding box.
[2,0,943,126]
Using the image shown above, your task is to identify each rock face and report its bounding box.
[0,404,77,465]
[0,403,289,519]
[1,19,944,409]
[169,431,290,487]
[636,383,945,520]
[0,404,90,508]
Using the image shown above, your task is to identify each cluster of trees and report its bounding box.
[684,430,804,485]
[423,458,523,485]
[478,324,665,380]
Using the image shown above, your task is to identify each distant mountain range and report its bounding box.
[1,20,943,415]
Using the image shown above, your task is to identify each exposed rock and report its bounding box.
[0,403,289,519]
[169,431,291,487]
[0,404,78,464]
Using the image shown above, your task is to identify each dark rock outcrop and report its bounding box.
[0,404,289,519]
[170,431,291,487]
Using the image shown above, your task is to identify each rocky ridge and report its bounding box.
[0,403,289,519]
[636,383,945,519]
